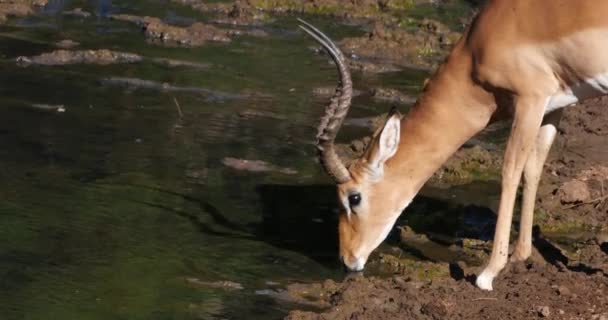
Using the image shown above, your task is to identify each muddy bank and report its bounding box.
[0,0,48,23]
[286,261,607,320]
[226,0,428,22]
[170,0,472,71]
[16,49,210,69]
[340,20,462,69]
[110,14,232,47]
[171,0,270,26]
[304,19,462,72]
[16,49,142,66]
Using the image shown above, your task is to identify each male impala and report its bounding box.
[299,0,608,290]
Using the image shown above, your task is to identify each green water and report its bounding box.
[0,1,487,319]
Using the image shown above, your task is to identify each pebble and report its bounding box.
[557,285,571,296]
[536,306,551,317]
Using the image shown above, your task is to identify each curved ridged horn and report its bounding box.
[299,19,353,184]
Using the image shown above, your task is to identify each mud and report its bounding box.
[339,20,462,69]
[236,0,420,22]
[184,277,244,291]
[222,157,298,175]
[54,39,80,49]
[62,7,91,18]
[110,14,232,47]
[536,96,608,231]
[313,86,414,106]
[0,0,48,23]
[171,0,469,70]
[369,87,417,105]
[286,261,607,320]
[16,49,210,69]
[171,0,270,26]
[16,49,142,66]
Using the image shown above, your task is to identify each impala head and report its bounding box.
[300,20,407,272]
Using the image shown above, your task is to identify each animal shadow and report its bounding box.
[256,184,340,269]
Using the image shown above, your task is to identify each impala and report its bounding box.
[299,0,608,290]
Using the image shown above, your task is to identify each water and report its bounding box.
[0,1,483,319]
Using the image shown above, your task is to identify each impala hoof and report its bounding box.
[475,270,494,291]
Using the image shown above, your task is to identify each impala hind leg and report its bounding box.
[511,109,562,262]
[476,96,547,291]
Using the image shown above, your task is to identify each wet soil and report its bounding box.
[177,0,471,71]
[16,49,210,69]
[110,14,233,47]
[536,96,608,231]
[16,49,143,65]
[171,0,270,26]
[286,261,607,320]
[339,20,462,69]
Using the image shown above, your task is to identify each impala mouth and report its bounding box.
[342,255,366,272]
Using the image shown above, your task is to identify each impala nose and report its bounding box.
[341,255,365,272]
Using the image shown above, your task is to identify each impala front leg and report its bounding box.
[476,95,547,291]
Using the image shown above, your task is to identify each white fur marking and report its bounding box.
[547,73,608,114]
[353,198,413,266]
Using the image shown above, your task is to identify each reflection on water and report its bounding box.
[0,1,488,319]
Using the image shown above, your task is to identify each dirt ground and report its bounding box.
[286,261,607,320]
[285,89,608,320]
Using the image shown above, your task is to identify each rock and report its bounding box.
[55,39,80,49]
[16,49,142,66]
[557,285,571,296]
[369,87,416,105]
[222,157,297,175]
[63,8,91,18]
[110,14,231,47]
[536,306,551,317]
[558,179,591,204]
[30,104,65,113]
[185,277,244,291]
[421,300,449,320]
[312,86,362,98]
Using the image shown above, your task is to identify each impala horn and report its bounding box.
[299,19,353,184]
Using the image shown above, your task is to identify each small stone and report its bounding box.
[558,179,590,204]
[55,39,80,49]
[63,8,91,18]
[537,306,551,317]
[557,285,571,296]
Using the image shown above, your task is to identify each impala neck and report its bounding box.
[386,42,496,203]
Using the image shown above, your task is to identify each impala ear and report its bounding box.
[365,111,401,172]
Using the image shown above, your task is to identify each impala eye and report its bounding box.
[348,193,361,207]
